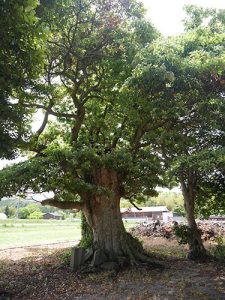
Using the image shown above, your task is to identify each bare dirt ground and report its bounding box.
[0,241,78,261]
[0,238,225,300]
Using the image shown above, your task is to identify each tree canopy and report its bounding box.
[0,0,161,202]
[124,7,225,258]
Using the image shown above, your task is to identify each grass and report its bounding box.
[0,219,139,249]
[0,219,81,249]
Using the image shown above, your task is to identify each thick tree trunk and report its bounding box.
[180,177,207,260]
[81,168,158,267]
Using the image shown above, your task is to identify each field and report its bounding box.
[0,219,139,249]
[0,219,81,249]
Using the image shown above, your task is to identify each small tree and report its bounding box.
[28,211,43,219]
[4,206,10,218]
[125,7,225,259]
[18,203,43,219]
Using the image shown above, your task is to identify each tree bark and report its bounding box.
[81,168,158,266]
[180,177,207,260]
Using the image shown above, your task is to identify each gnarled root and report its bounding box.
[71,233,163,273]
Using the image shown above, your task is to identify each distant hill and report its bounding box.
[0,198,31,208]
[0,197,71,215]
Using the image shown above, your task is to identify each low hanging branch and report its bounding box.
[41,198,84,210]
[129,199,142,211]
[125,194,142,211]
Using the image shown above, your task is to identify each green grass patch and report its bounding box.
[0,219,81,249]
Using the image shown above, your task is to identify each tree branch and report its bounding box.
[41,198,83,210]
[124,194,142,210]
[22,102,76,119]
[129,199,142,211]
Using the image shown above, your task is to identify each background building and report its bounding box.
[121,206,173,222]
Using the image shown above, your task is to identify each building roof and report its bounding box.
[120,206,169,213]
[44,212,62,217]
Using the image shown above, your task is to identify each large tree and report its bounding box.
[0,0,161,266]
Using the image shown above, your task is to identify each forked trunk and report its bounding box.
[81,168,158,267]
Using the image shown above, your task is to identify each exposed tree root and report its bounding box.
[72,233,164,273]
[187,249,213,262]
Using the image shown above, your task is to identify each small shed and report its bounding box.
[0,213,7,220]
[43,212,63,220]
[121,206,172,221]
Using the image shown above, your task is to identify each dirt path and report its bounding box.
[0,241,79,261]
[0,238,225,300]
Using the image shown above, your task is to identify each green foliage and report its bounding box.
[173,224,193,245]
[4,206,10,218]
[18,204,42,219]
[212,236,225,261]
[79,213,93,249]
[127,10,225,217]
[18,207,30,219]
[145,192,184,211]
[0,0,161,206]
[173,205,186,217]
[28,211,43,219]
[183,5,225,32]
[0,0,46,158]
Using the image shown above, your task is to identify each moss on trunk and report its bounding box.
[79,212,93,249]
[79,168,162,269]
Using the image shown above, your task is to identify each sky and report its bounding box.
[1,0,225,171]
[142,0,225,36]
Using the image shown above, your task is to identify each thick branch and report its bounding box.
[41,198,83,210]
[36,111,49,136]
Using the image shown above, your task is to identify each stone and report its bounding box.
[70,247,86,271]
[91,249,107,267]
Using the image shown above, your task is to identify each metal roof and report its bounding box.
[120,206,169,213]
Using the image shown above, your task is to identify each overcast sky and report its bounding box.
[1,0,225,170]
[142,0,225,36]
